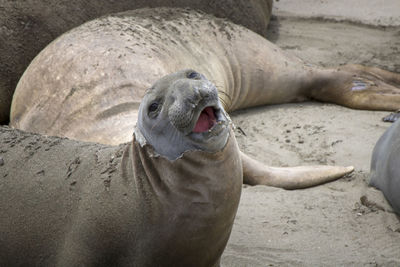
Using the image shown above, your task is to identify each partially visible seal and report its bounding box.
[0,70,242,266]
[370,120,400,214]
[11,8,358,188]
[11,8,400,145]
[0,0,272,123]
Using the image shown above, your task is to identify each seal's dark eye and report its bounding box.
[187,71,199,79]
[148,102,159,113]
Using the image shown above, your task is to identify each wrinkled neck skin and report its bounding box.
[122,70,242,265]
[122,129,243,266]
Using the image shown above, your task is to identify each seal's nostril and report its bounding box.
[187,95,200,106]
[201,92,210,99]
[198,87,210,99]
[189,87,202,104]
[199,89,207,98]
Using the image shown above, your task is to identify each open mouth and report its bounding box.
[193,106,217,133]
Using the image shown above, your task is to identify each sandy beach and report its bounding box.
[222,1,400,266]
[1,0,399,265]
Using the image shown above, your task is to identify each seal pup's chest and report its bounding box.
[130,134,242,266]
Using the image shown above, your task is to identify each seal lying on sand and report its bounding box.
[0,70,354,265]
[12,8,400,187]
[0,0,272,123]
[370,120,400,215]
[11,8,400,146]
[0,70,243,266]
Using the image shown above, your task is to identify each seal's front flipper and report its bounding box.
[383,110,400,123]
[309,64,400,111]
[240,152,354,190]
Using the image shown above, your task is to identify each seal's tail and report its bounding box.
[240,152,354,189]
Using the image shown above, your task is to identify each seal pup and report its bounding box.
[370,120,400,215]
[0,70,243,266]
[0,69,357,265]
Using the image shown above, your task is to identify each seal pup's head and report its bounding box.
[135,69,231,160]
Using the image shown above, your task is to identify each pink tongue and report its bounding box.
[193,107,216,133]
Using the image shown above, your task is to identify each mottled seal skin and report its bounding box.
[370,120,400,214]
[0,71,242,266]
[136,70,231,160]
[0,69,349,266]
[0,0,272,124]
[11,8,364,188]
[11,8,400,146]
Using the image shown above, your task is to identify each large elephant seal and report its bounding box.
[11,8,358,188]
[11,8,400,147]
[370,120,400,215]
[0,0,272,124]
[0,70,243,266]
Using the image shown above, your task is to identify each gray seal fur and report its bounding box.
[136,70,231,160]
[370,120,400,214]
[0,71,242,266]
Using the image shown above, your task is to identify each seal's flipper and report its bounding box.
[348,64,400,85]
[240,152,354,190]
[308,64,400,111]
[383,110,400,123]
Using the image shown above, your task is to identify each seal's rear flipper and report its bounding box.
[308,64,400,111]
[383,110,400,123]
[240,152,354,190]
